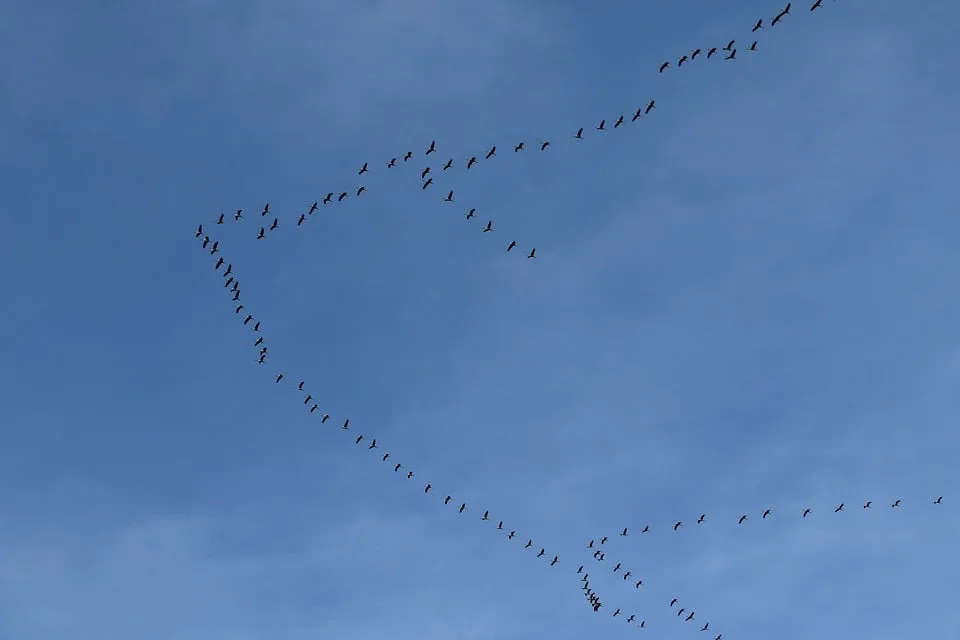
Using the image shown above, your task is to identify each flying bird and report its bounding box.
[707,47,718,58]
[297,214,305,226]
[444,190,454,202]
[466,208,476,219]
[574,127,584,139]
[426,140,436,155]
[724,39,735,50]
[483,221,492,232]
[356,186,366,196]
[803,508,811,517]
[834,503,844,513]
[540,141,549,150]
[596,119,605,131]
[677,55,688,67]
[485,146,496,159]
[269,218,278,230]
[527,248,536,259]
[749,41,757,51]
[442,158,453,170]
[762,509,772,519]
[216,213,224,224]
[403,151,413,161]
[358,162,368,175]
[620,528,628,536]
[725,49,737,60]
[659,61,669,72]
[674,521,682,530]
[387,158,396,168]
[338,192,348,201]
[467,156,477,168]
[514,142,524,152]
[507,241,517,251]
[753,18,763,31]
[422,178,433,190]
[275,374,283,383]
[738,514,747,524]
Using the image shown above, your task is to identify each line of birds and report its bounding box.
[588,497,948,548]
[196,0,832,264]
[194,230,723,634]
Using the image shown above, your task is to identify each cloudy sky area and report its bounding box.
[1,0,958,638]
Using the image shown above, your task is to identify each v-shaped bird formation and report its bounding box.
[196,1,826,270]
[194,230,729,634]
[187,2,924,637]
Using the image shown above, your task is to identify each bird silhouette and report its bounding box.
[674,521,682,530]
[803,508,811,517]
[426,140,436,155]
[358,162,368,175]
[507,241,517,252]
[467,156,477,168]
[444,190,454,202]
[540,141,550,150]
[442,158,453,170]
[514,142,524,152]
[575,127,584,139]
[753,18,763,31]
[216,213,224,224]
[527,248,536,259]
[483,221,492,232]
[659,61,669,73]
[834,503,844,513]
[485,146,496,159]
[762,509,772,519]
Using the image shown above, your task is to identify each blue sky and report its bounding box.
[1,0,958,637]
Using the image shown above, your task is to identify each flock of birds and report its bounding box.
[189,1,938,636]
[197,1,828,268]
